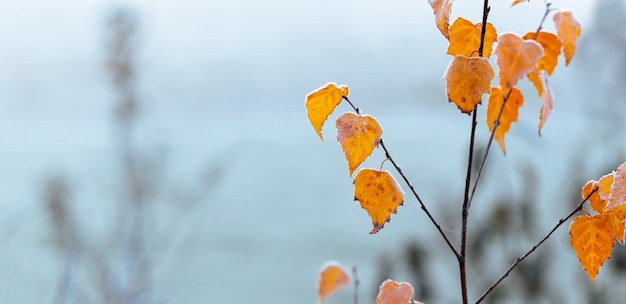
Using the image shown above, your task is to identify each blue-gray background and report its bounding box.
[1,0,625,303]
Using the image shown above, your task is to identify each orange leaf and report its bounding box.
[306,83,349,141]
[609,205,626,244]
[376,280,419,304]
[583,180,604,214]
[582,173,615,213]
[317,262,350,304]
[554,11,581,66]
[443,55,494,114]
[523,31,561,76]
[536,71,553,136]
[572,161,626,281]
[495,33,543,89]
[428,0,453,40]
[336,112,383,177]
[607,161,626,210]
[353,168,404,234]
[570,214,615,282]
[526,71,543,98]
[511,0,529,6]
[598,173,615,205]
[447,17,498,58]
[486,87,524,155]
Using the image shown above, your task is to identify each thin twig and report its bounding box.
[343,96,361,115]
[379,139,460,258]
[468,89,513,208]
[458,0,490,302]
[341,94,459,257]
[460,109,478,304]
[477,0,491,58]
[534,2,553,39]
[352,265,359,304]
[474,187,598,304]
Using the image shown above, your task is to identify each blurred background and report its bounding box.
[0,0,625,303]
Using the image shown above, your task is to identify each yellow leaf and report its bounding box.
[443,55,494,114]
[486,87,524,155]
[317,262,350,304]
[554,11,581,66]
[353,168,404,234]
[428,0,453,41]
[495,33,543,89]
[376,280,419,304]
[447,17,498,58]
[570,214,615,282]
[336,112,383,177]
[305,83,349,141]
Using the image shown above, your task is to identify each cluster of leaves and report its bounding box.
[570,161,626,282]
[431,0,581,153]
[305,83,405,234]
[304,0,624,302]
[317,262,422,304]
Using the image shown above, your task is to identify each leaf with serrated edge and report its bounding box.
[305,83,349,141]
[447,17,497,58]
[554,11,581,66]
[572,161,626,281]
[495,33,543,89]
[336,113,383,177]
[444,55,494,114]
[570,214,614,282]
[354,169,404,234]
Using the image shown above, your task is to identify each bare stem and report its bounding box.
[352,266,359,304]
[459,0,490,302]
[380,139,460,258]
[534,2,553,39]
[343,96,361,115]
[468,88,513,208]
[477,0,491,58]
[460,109,478,304]
[474,187,598,303]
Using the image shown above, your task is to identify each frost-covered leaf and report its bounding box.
[317,262,350,304]
[354,168,404,234]
[495,33,543,89]
[336,112,383,177]
[444,55,494,114]
[306,83,349,141]
[447,17,497,58]
[428,0,453,40]
[486,87,524,155]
